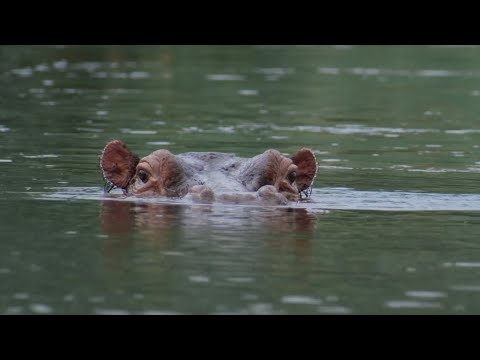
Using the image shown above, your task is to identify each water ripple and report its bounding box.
[226,277,254,283]
[206,74,244,81]
[450,285,480,292]
[32,186,480,212]
[53,60,68,70]
[281,295,321,305]
[23,154,60,159]
[317,305,352,314]
[317,67,480,79]
[147,141,175,146]
[6,306,23,314]
[238,89,258,96]
[141,310,181,315]
[30,303,53,314]
[13,293,30,300]
[95,309,130,315]
[35,63,50,72]
[443,262,480,268]
[313,188,480,211]
[256,67,295,75]
[11,68,33,77]
[120,129,157,135]
[405,291,447,299]
[385,300,443,309]
[272,124,437,135]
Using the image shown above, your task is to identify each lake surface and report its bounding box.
[2,45,480,314]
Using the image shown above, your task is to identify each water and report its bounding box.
[1,45,480,314]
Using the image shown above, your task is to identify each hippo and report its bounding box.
[100,140,318,205]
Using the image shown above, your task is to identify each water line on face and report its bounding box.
[30,186,480,212]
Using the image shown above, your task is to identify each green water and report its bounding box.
[2,45,480,314]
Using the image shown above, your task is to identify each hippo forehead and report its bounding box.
[239,149,296,187]
[139,150,176,171]
[260,149,296,174]
[138,149,294,180]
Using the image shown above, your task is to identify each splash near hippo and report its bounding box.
[100,140,318,205]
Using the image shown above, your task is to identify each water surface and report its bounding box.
[1,45,480,314]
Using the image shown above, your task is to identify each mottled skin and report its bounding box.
[100,140,318,205]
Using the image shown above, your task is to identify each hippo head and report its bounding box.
[100,140,194,197]
[100,140,318,204]
[236,148,318,200]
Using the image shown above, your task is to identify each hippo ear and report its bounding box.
[100,140,139,190]
[290,148,318,192]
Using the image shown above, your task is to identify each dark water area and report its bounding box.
[2,45,480,314]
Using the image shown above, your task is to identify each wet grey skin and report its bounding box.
[100,140,318,206]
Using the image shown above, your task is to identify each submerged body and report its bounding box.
[100,140,318,205]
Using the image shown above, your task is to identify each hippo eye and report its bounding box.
[287,171,297,183]
[138,169,149,183]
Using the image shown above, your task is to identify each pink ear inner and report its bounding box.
[100,140,139,189]
[290,148,318,192]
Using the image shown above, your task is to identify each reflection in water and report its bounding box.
[100,200,184,271]
[101,199,318,239]
[100,199,319,271]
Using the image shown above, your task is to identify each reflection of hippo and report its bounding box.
[100,201,318,277]
[100,140,318,205]
[101,200,319,238]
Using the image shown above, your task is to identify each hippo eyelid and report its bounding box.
[287,171,297,183]
[138,169,150,183]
